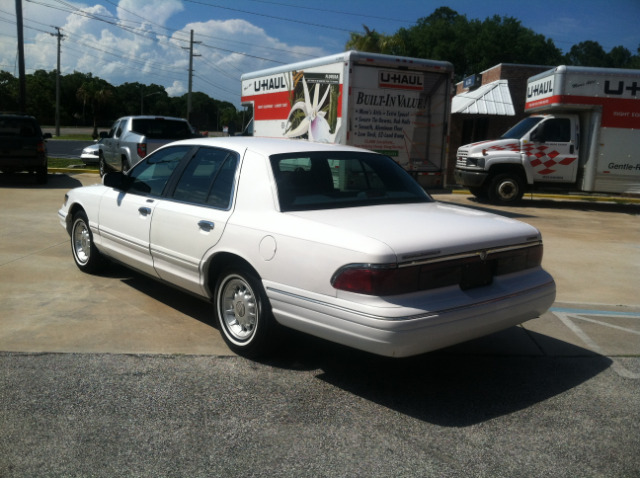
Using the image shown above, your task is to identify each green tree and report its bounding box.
[26,70,56,123]
[565,41,610,67]
[392,7,562,79]
[346,25,404,55]
[76,78,114,138]
[0,71,19,112]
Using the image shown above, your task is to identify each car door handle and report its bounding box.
[138,207,152,216]
[198,220,215,232]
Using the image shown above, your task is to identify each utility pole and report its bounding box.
[182,30,201,122]
[51,27,64,137]
[15,0,26,112]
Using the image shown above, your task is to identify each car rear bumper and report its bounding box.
[265,269,556,357]
[0,156,46,172]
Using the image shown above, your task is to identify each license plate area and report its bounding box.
[460,261,494,290]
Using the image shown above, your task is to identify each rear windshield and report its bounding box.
[131,119,192,139]
[0,117,40,137]
[270,151,432,212]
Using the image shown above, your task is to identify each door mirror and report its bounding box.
[103,171,127,190]
[530,128,542,143]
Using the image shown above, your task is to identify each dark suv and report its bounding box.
[0,114,51,184]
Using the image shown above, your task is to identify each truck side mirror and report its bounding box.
[530,129,543,143]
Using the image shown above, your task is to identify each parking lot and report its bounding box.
[1,171,639,477]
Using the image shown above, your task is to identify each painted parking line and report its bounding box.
[550,307,640,379]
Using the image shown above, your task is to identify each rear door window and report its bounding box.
[171,147,239,209]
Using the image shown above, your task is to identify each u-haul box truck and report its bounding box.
[241,50,453,188]
[454,65,640,202]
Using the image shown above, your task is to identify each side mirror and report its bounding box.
[99,131,108,139]
[43,132,52,139]
[530,125,544,143]
[103,171,126,190]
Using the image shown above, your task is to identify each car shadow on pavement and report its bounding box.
[106,263,215,326]
[0,172,83,189]
[265,332,612,427]
[105,261,612,428]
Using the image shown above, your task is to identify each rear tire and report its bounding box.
[36,165,47,184]
[214,264,277,358]
[488,173,525,204]
[71,211,106,273]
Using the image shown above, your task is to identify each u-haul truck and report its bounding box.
[241,50,453,188]
[454,65,640,202]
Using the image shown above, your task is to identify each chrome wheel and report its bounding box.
[219,275,258,343]
[70,211,106,273]
[215,265,277,358]
[72,217,91,265]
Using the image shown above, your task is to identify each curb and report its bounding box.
[49,168,99,175]
[448,188,640,204]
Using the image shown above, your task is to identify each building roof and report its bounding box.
[452,80,515,115]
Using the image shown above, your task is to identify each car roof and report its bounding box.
[167,136,376,157]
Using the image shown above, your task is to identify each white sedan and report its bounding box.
[58,137,555,358]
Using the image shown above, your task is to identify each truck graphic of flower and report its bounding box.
[285,72,340,143]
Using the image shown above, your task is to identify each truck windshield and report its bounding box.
[271,152,432,212]
[500,117,544,139]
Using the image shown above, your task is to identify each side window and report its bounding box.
[172,147,238,209]
[539,119,571,143]
[126,146,191,196]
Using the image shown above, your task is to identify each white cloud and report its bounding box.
[0,0,328,107]
[117,0,183,26]
[165,79,186,96]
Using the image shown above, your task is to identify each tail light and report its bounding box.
[137,142,147,158]
[332,243,543,296]
[37,140,46,153]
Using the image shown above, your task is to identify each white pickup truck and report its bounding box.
[98,115,195,176]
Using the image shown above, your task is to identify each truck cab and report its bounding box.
[455,114,579,203]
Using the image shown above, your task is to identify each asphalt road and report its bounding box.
[0,172,639,477]
[46,139,95,159]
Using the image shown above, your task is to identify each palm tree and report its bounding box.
[77,79,113,139]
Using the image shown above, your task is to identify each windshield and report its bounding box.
[500,117,544,139]
[270,151,432,212]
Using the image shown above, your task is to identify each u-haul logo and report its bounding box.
[604,80,640,97]
[379,70,424,90]
[527,77,554,100]
[248,75,288,93]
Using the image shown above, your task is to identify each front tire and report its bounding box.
[215,265,276,358]
[488,173,525,204]
[98,152,108,177]
[71,211,106,273]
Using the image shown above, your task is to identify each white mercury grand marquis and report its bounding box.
[59,137,555,358]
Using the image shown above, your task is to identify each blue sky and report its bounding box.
[1,0,638,107]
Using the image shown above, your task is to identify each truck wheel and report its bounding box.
[121,157,130,173]
[488,173,525,204]
[98,152,107,177]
